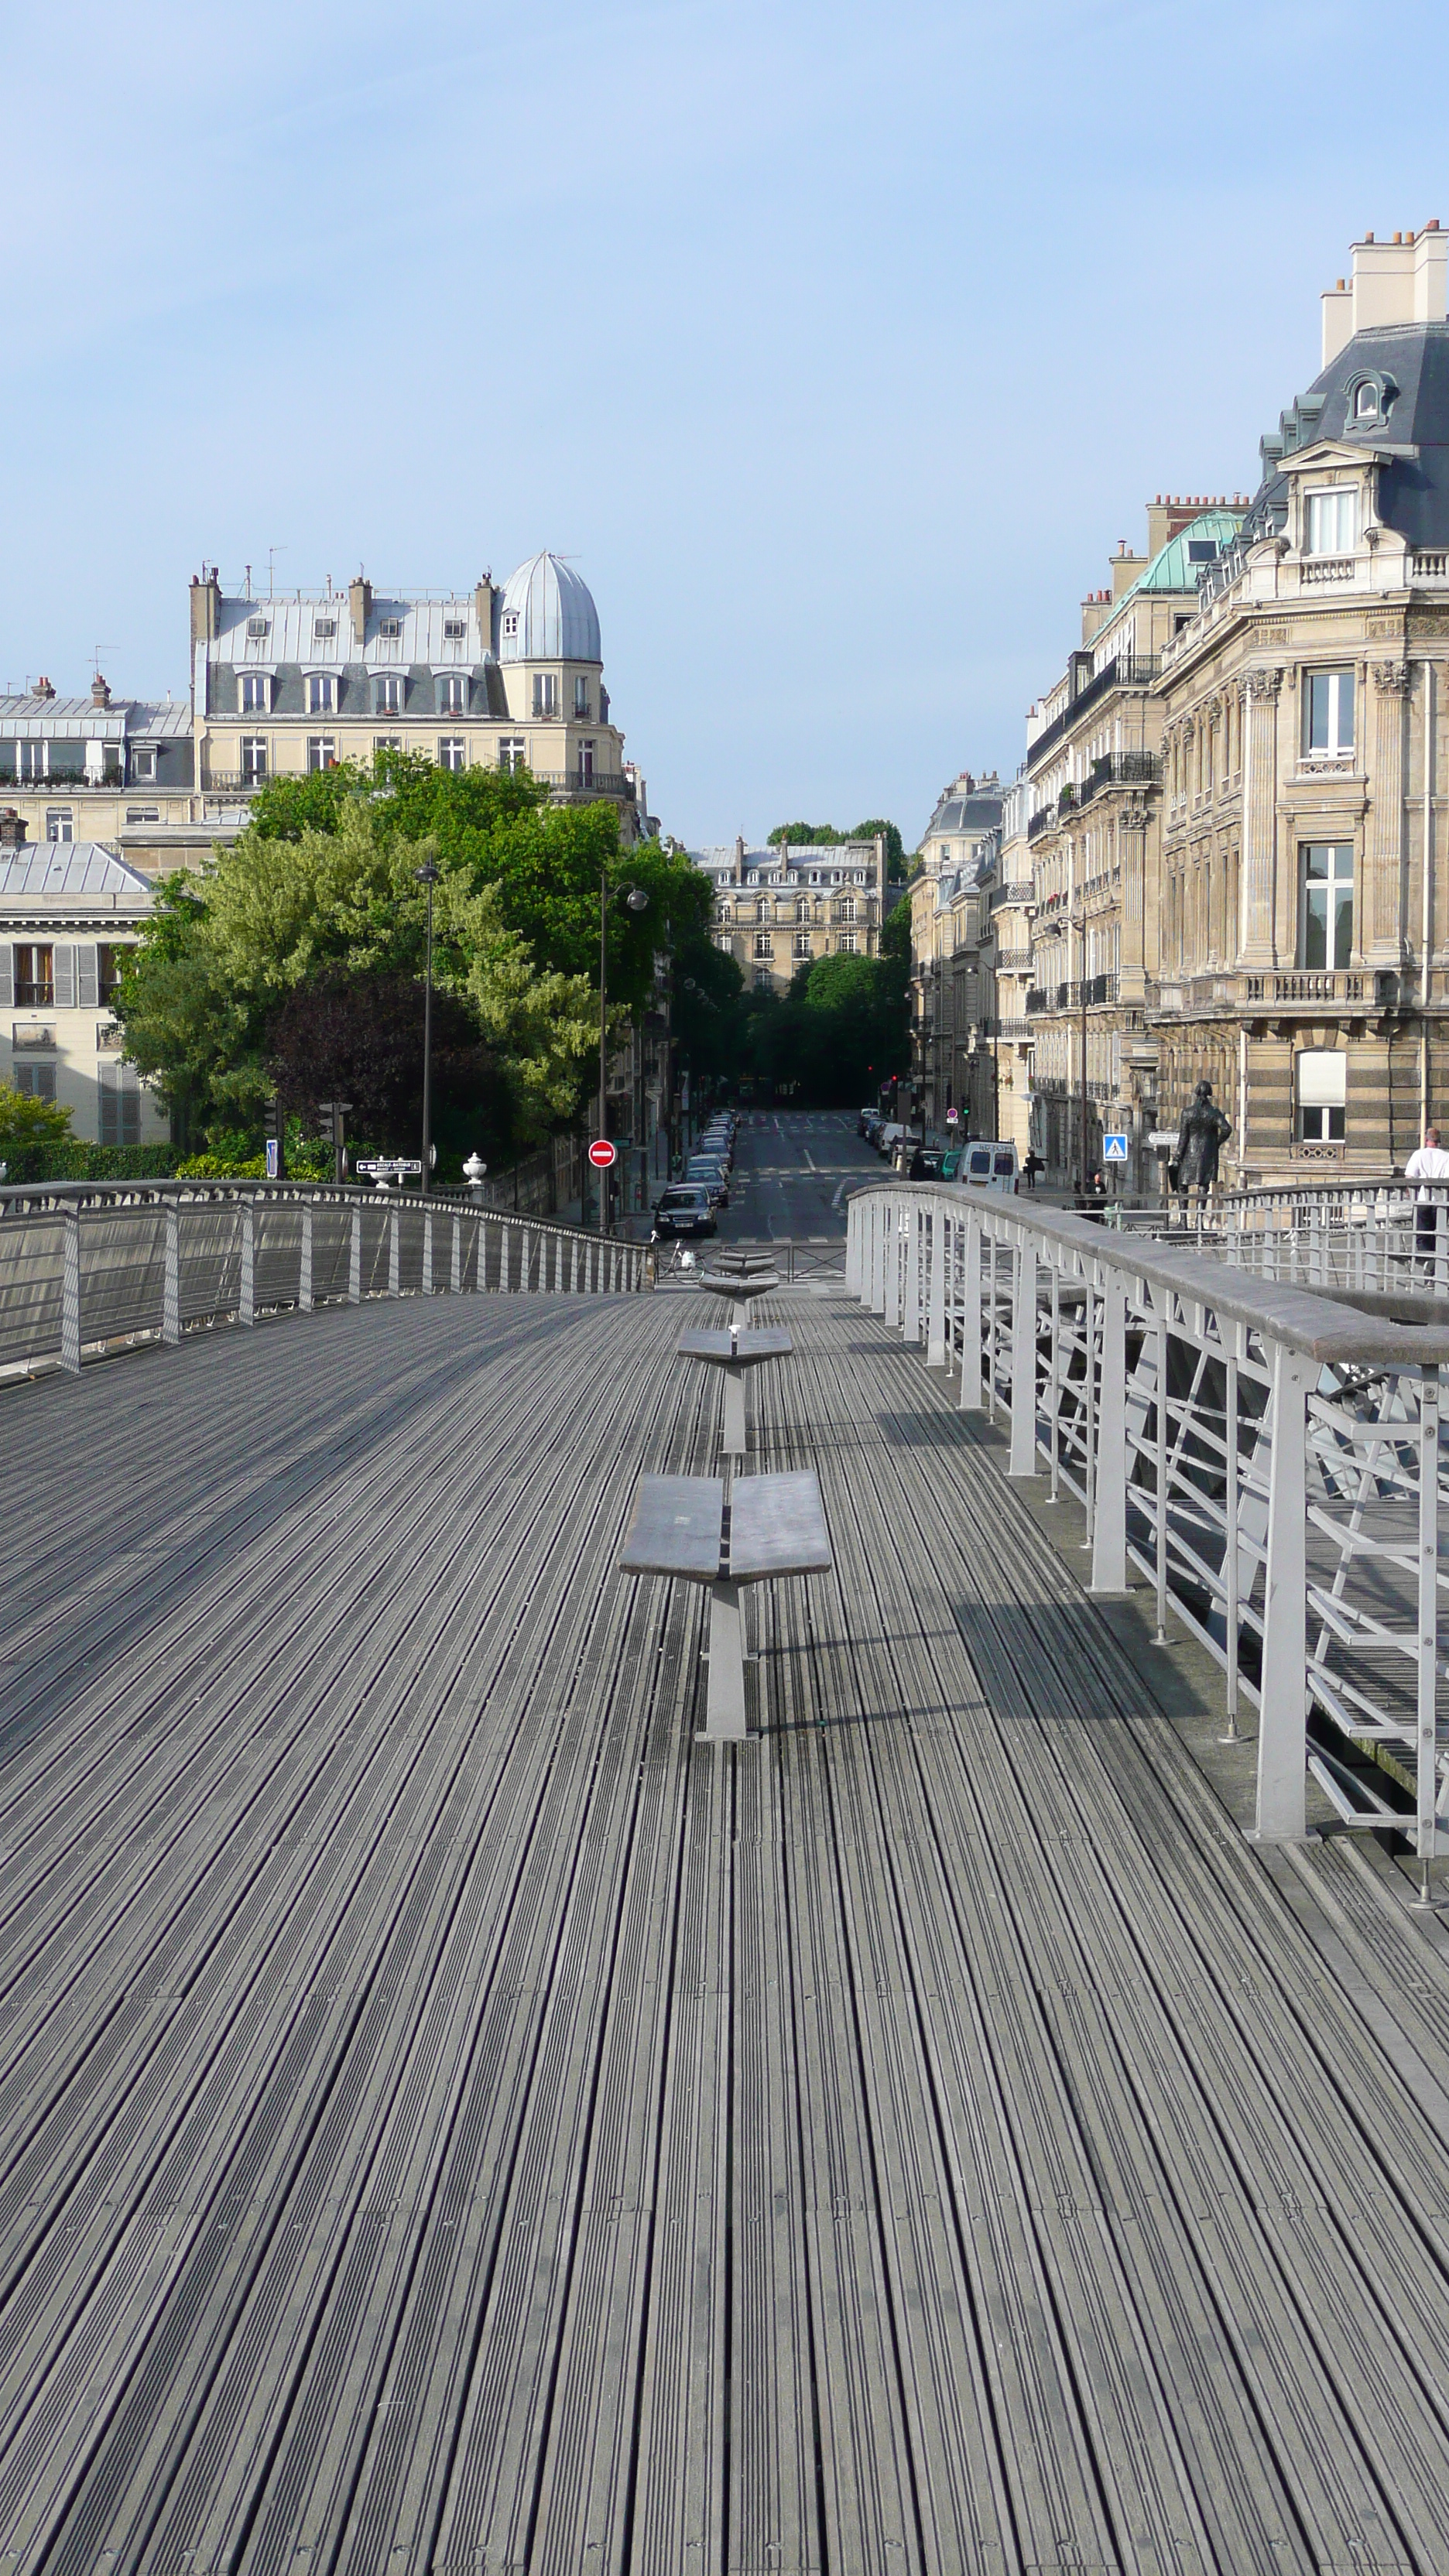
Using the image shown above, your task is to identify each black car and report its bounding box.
[653,1184,717,1238]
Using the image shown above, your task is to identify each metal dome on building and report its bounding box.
[498,552,602,663]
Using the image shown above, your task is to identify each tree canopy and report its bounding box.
[114,755,713,1169]
[765,816,907,875]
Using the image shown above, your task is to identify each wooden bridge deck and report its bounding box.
[5,1279,1449,2571]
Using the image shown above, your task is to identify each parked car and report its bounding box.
[686,1157,731,1208]
[698,1129,734,1166]
[875,1122,906,1158]
[857,1106,879,1137]
[951,1140,1020,1193]
[909,1146,945,1180]
[653,1184,717,1239]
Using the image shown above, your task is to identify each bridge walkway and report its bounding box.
[3,1280,1449,2570]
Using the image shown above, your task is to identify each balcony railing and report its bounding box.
[1075,750,1160,809]
[1147,968,1400,1016]
[1026,653,1162,771]
[1027,807,1055,843]
[989,879,1035,906]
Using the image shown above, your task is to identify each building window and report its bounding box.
[1305,488,1358,555]
[14,944,54,1005]
[378,617,403,641]
[307,673,335,714]
[1303,667,1355,758]
[45,809,74,841]
[131,745,158,782]
[242,672,270,714]
[246,615,269,639]
[372,674,402,716]
[98,944,125,1002]
[438,738,465,772]
[754,933,774,959]
[753,967,772,990]
[1297,1048,1346,1142]
[98,1060,141,1145]
[502,611,519,641]
[12,1060,56,1102]
[838,932,858,954]
[579,740,594,784]
[307,737,337,773]
[793,932,812,957]
[498,738,525,775]
[532,673,557,717]
[574,677,590,716]
[438,673,466,713]
[1299,842,1354,968]
[241,736,269,786]
[373,736,402,760]
[18,742,47,781]
[125,806,160,826]
[313,617,336,640]
[444,617,467,641]
[840,898,857,921]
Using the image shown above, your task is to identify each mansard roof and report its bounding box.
[1243,320,1449,549]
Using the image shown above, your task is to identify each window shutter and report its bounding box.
[52,944,76,1009]
[98,1060,118,1146]
[76,944,98,1009]
[0,947,11,1008]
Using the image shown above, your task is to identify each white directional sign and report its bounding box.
[358,1157,423,1183]
[1102,1133,1129,1162]
[1147,1129,1180,1150]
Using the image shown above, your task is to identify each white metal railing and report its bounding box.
[847,1181,1449,1865]
[1189,1181,1449,1302]
[0,1180,646,1379]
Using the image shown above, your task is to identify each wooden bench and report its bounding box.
[619,1469,832,1739]
[677,1323,793,1458]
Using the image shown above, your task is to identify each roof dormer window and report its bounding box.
[1346,369,1397,429]
[246,615,269,639]
[378,616,403,641]
[313,617,336,640]
[1305,488,1358,555]
[443,618,467,641]
[502,611,519,639]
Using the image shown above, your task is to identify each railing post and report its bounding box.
[348,1202,361,1305]
[242,1201,257,1324]
[163,1200,181,1347]
[570,1237,580,1293]
[959,1210,982,1410]
[883,1201,903,1329]
[903,1200,920,1343]
[845,1201,861,1297]
[870,1198,886,1314]
[300,1201,314,1313]
[1417,1364,1440,1865]
[927,1203,947,1365]
[521,1225,532,1290]
[1090,1268,1128,1591]
[451,1214,462,1293]
[389,1205,401,1298]
[1008,1229,1037,1477]
[1252,1345,1313,1843]
[422,1210,433,1297]
[61,1207,80,1375]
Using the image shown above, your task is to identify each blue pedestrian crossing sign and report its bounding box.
[1103,1132,1129,1161]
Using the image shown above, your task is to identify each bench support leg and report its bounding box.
[721,1365,746,1460]
[701,1580,749,1742]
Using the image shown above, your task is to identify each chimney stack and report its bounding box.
[0,809,28,849]
[189,564,221,646]
[91,673,111,708]
[349,573,372,647]
[475,575,495,652]
[32,676,55,702]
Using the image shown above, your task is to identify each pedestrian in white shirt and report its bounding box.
[1405,1125,1449,1269]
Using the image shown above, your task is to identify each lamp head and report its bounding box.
[625,886,649,913]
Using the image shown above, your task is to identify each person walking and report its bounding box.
[1405,1124,1449,1273]
[1023,1149,1043,1192]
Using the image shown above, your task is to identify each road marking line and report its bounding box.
[831,1179,846,1208]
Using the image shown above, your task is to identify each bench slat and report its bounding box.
[620,1475,724,1580]
[729,1471,832,1581]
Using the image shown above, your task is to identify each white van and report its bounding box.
[953,1140,1019,1194]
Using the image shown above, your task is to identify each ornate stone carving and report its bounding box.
[1206,694,1223,729]
[1372,661,1413,696]
[1246,666,1283,701]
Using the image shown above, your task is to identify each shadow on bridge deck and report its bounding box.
[4,1281,1449,2571]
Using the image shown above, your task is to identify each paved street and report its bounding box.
[710,1106,884,1245]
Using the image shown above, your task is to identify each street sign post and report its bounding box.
[1147,1129,1179,1151]
[1103,1133,1129,1162]
[588,1139,618,1170]
[945,1108,960,1125]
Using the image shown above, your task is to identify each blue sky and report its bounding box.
[9,0,1449,848]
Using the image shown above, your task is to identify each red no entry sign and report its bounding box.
[588,1139,618,1169]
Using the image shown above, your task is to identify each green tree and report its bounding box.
[851,817,906,875]
[0,1083,74,1155]
[766,820,848,848]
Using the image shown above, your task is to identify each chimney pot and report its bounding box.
[1365,231,1375,243]
[91,673,111,707]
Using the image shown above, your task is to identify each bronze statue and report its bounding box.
[1173,1079,1231,1201]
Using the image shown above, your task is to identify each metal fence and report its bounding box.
[848,1181,1449,1866]
[1207,1180,1449,1300]
[0,1180,646,1379]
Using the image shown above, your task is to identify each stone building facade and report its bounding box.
[697,836,888,992]
[1022,498,1246,1186]
[1150,224,1449,1180]
[189,553,652,843]
[908,774,1002,1129]
[0,818,164,1145]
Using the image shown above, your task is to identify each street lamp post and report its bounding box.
[598,871,650,1235]
[415,859,439,1188]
